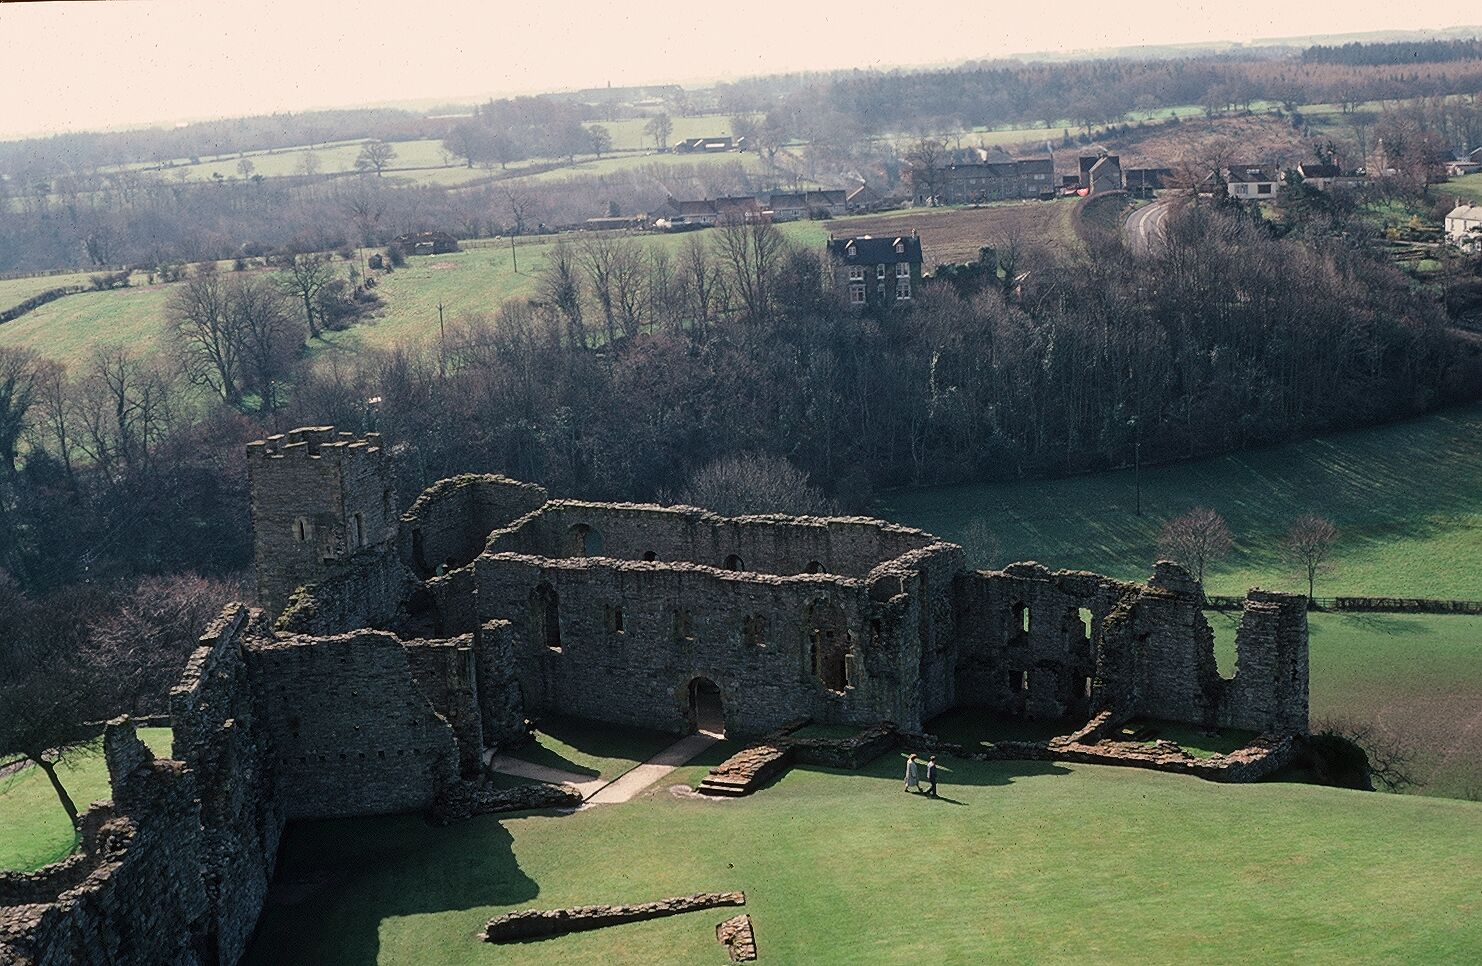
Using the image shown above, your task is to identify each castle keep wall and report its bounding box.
[1219,590,1308,733]
[246,629,464,819]
[476,545,959,734]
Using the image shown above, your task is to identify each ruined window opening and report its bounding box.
[1022,670,1031,691]
[351,512,365,548]
[1082,675,1094,698]
[382,488,392,517]
[1077,607,1093,642]
[642,550,658,561]
[806,599,849,693]
[805,560,823,574]
[530,583,562,651]
[744,614,767,648]
[606,603,625,634]
[1012,602,1030,637]
[675,609,695,642]
[293,517,311,543]
[724,553,745,571]
[569,523,604,557]
[870,618,883,648]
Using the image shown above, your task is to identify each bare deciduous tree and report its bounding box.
[675,453,835,518]
[644,113,673,151]
[537,241,587,350]
[0,346,42,480]
[1283,514,1339,601]
[354,139,397,177]
[231,275,303,413]
[276,252,335,339]
[714,219,784,325]
[165,270,241,404]
[1157,506,1234,587]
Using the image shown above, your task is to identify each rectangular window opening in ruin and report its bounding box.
[1022,670,1030,691]
[1082,675,1093,698]
[352,512,365,549]
[1077,607,1093,642]
[1012,602,1030,637]
[744,615,766,648]
[675,609,695,642]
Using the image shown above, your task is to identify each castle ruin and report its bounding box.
[0,426,1308,965]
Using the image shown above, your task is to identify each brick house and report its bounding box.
[826,233,923,309]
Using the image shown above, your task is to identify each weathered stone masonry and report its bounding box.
[1,425,1309,965]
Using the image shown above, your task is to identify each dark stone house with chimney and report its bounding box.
[826,234,924,309]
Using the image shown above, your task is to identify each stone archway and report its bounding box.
[688,677,725,737]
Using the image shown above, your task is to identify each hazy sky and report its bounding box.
[0,1,1477,139]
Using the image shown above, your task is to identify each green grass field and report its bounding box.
[0,728,170,872]
[243,752,1482,965]
[1447,173,1482,206]
[879,402,1482,600]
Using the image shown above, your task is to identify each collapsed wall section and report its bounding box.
[0,723,210,966]
[952,562,1135,721]
[486,501,937,578]
[1218,590,1309,733]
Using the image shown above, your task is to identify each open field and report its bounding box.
[826,199,1082,265]
[0,284,175,367]
[244,751,1482,965]
[0,728,171,872]
[1447,172,1482,205]
[880,402,1482,601]
[0,270,130,308]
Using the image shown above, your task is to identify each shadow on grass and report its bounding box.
[514,715,679,780]
[244,814,541,965]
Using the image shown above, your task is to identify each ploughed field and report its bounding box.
[242,748,1482,965]
[883,402,1482,799]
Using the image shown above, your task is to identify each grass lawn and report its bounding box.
[879,402,1482,601]
[515,715,677,780]
[243,752,1482,965]
[1447,173,1482,206]
[0,727,171,872]
[0,270,131,310]
[0,283,175,367]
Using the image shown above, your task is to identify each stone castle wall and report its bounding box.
[399,474,549,577]
[486,501,937,578]
[246,629,464,819]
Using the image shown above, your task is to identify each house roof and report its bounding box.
[827,235,923,265]
[660,198,718,217]
[768,192,807,209]
[808,189,848,205]
[1449,204,1482,221]
[1471,147,1482,163]
[1298,162,1341,179]
[1090,155,1122,177]
[1227,164,1279,183]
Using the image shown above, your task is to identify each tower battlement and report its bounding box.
[246,427,384,462]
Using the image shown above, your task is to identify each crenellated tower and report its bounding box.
[247,426,398,616]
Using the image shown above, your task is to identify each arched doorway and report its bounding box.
[688,677,725,737]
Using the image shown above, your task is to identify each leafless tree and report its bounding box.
[904,137,947,204]
[1312,716,1420,793]
[276,252,335,339]
[537,241,587,349]
[231,275,303,413]
[644,113,674,151]
[0,347,42,480]
[295,151,322,178]
[165,270,241,404]
[236,158,255,179]
[354,139,397,177]
[71,345,175,479]
[714,219,784,325]
[1283,514,1339,601]
[1157,507,1234,587]
[675,453,835,517]
[678,233,722,339]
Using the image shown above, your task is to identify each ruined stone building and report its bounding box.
[1,426,1308,965]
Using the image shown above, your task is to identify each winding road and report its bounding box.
[1125,197,1175,256]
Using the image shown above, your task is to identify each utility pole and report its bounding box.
[437,301,446,380]
[510,234,518,275]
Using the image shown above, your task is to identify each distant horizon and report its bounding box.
[0,1,1479,142]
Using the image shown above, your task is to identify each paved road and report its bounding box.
[1125,197,1174,256]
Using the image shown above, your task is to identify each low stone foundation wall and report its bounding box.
[430,780,583,825]
[717,913,758,961]
[698,722,900,797]
[482,892,746,943]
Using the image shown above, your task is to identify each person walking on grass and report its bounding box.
[926,756,938,797]
[904,753,921,793]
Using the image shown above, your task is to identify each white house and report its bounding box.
[1226,164,1280,199]
[1445,203,1482,252]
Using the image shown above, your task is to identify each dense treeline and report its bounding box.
[0,107,437,181]
[1303,38,1482,67]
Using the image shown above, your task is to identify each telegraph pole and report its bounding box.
[437,301,446,380]
[510,234,518,275]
